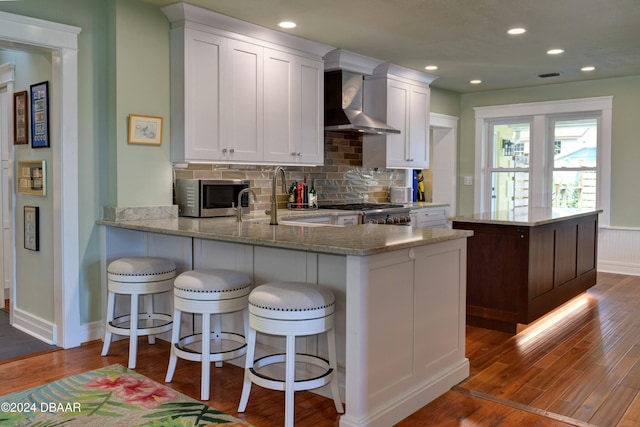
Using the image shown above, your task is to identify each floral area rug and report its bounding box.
[0,364,252,426]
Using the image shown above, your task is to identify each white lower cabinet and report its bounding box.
[410,205,450,228]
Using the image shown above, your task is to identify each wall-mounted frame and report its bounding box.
[128,114,163,145]
[13,90,29,145]
[17,160,46,196]
[30,81,50,148]
[24,206,39,251]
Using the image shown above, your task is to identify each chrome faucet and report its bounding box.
[270,166,287,225]
[236,188,257,223]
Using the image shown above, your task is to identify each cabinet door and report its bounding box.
[223,39,264,162]
[263,49,295,163]
[263,50,323,165]
[180,28,226,161]
[295,56,323,164]
[407,84,430,168]
[385,79,411,167]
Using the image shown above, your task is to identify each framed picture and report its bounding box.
[17,160,46,196]
[24,206,39,251]
[128,114,163,145]
[13,91,29,145]
[30,81,50,148]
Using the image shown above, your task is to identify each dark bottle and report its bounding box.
[303,175,309,205]
[289,181,297,204]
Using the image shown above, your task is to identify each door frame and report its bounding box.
[0,63,14,316]
[430,112,458,216]
[0,11,80,348]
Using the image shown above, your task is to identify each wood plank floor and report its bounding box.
[1,272,638,426]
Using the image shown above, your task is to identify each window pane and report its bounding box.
[490,171,529,214]
[553,171,597,209]
[492,123,530,168]
[553,118,597,168]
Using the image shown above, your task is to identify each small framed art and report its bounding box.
[30,81,50,148]
[128,114,163,145]
[24,206,39,251]
[13,91,29,145]
[17,160,46,196]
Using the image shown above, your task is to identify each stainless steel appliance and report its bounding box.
[319,203,412,225]
[175,179,250,218]
[324,70,400,135]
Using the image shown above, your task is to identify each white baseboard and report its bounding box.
[12,308,56,345]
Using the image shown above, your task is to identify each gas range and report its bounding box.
[319,203,412,225]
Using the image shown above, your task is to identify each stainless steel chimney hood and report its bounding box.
[324,70,400,134]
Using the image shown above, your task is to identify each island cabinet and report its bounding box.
[99,214,471,427]
[452,209,599,333]
[163,3,327,165]
[362,63,437,169]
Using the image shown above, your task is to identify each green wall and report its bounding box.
[458,76,640,227]
[0,49,53,318]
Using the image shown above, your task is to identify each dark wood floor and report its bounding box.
[1,272,639,426]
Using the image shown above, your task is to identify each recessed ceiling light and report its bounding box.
[581,66,595,72]
[470,79,482,85]
[278,21,296,29]
[425,65,438,71]
[507,28,526,35]
[547,48,565,55]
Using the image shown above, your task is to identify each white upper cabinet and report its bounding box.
[163,3,330,165]
[263,49,324,164]
[362,63,437,169]
[170,28,225,161]
[223,39,264,162]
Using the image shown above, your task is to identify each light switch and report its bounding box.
[463,176,473,186]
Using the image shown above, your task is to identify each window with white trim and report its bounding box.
[474,97,612,226]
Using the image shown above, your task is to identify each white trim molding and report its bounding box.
[0,11,81,348]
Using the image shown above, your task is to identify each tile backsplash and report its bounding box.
[173,132,407,212]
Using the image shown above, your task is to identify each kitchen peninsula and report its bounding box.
[453,208,601,333]
[98,209,472,427]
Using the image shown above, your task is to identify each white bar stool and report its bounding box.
[238,281,344,427]
[165,269,251,401]
[101,257,176,369]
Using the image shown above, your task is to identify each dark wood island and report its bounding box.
[453,208,601,333]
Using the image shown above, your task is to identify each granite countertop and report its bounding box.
[452,207,602,227]
[98,210,471,256]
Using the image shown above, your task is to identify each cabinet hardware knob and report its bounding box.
[229,148,235,154]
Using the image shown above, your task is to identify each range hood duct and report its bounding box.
[324,70,400,134]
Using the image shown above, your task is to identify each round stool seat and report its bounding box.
[165,269,251,401]
[108,257,177,282]
[174,269,252,301]
[102,257,176,370]
[248,281,335,321]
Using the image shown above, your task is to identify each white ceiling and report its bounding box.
[143,0,640,93]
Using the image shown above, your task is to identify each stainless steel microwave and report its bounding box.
[175,179,250,218]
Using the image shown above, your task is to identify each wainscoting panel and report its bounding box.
[598,227,640,276]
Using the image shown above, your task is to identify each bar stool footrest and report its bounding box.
[107,313,173,336]
[173,332,247,362]
[248,353,334,392]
